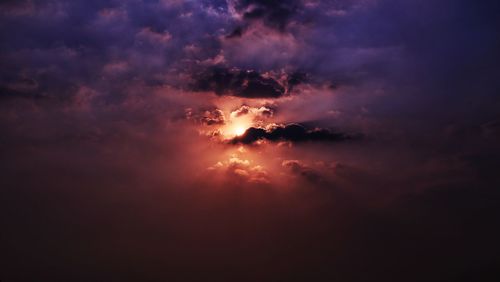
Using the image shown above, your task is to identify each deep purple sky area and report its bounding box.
[1,1,500,281]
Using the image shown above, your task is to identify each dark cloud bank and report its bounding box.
[231,123,354,144]
[192,67,286,98]
[1,0,500,281]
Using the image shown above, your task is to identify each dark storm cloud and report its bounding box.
[231,123,354,144]
[225,26,245,38]
[1,0,498,109]
[233,0,301,31]
[286,71,308,92]
[192,67,287,98]
[0,0,229,102]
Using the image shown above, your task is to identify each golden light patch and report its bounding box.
[234,126,247,136]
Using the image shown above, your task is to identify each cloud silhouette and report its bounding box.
[231,123,355,144]
[192,67,288,98]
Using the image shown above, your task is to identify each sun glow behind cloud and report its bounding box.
[219,105,256,138]
[234,125,247,136]
[225,117,252,137]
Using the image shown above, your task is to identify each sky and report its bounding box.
[1,0,500,281]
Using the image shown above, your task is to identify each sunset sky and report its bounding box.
[1,1,500,281]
